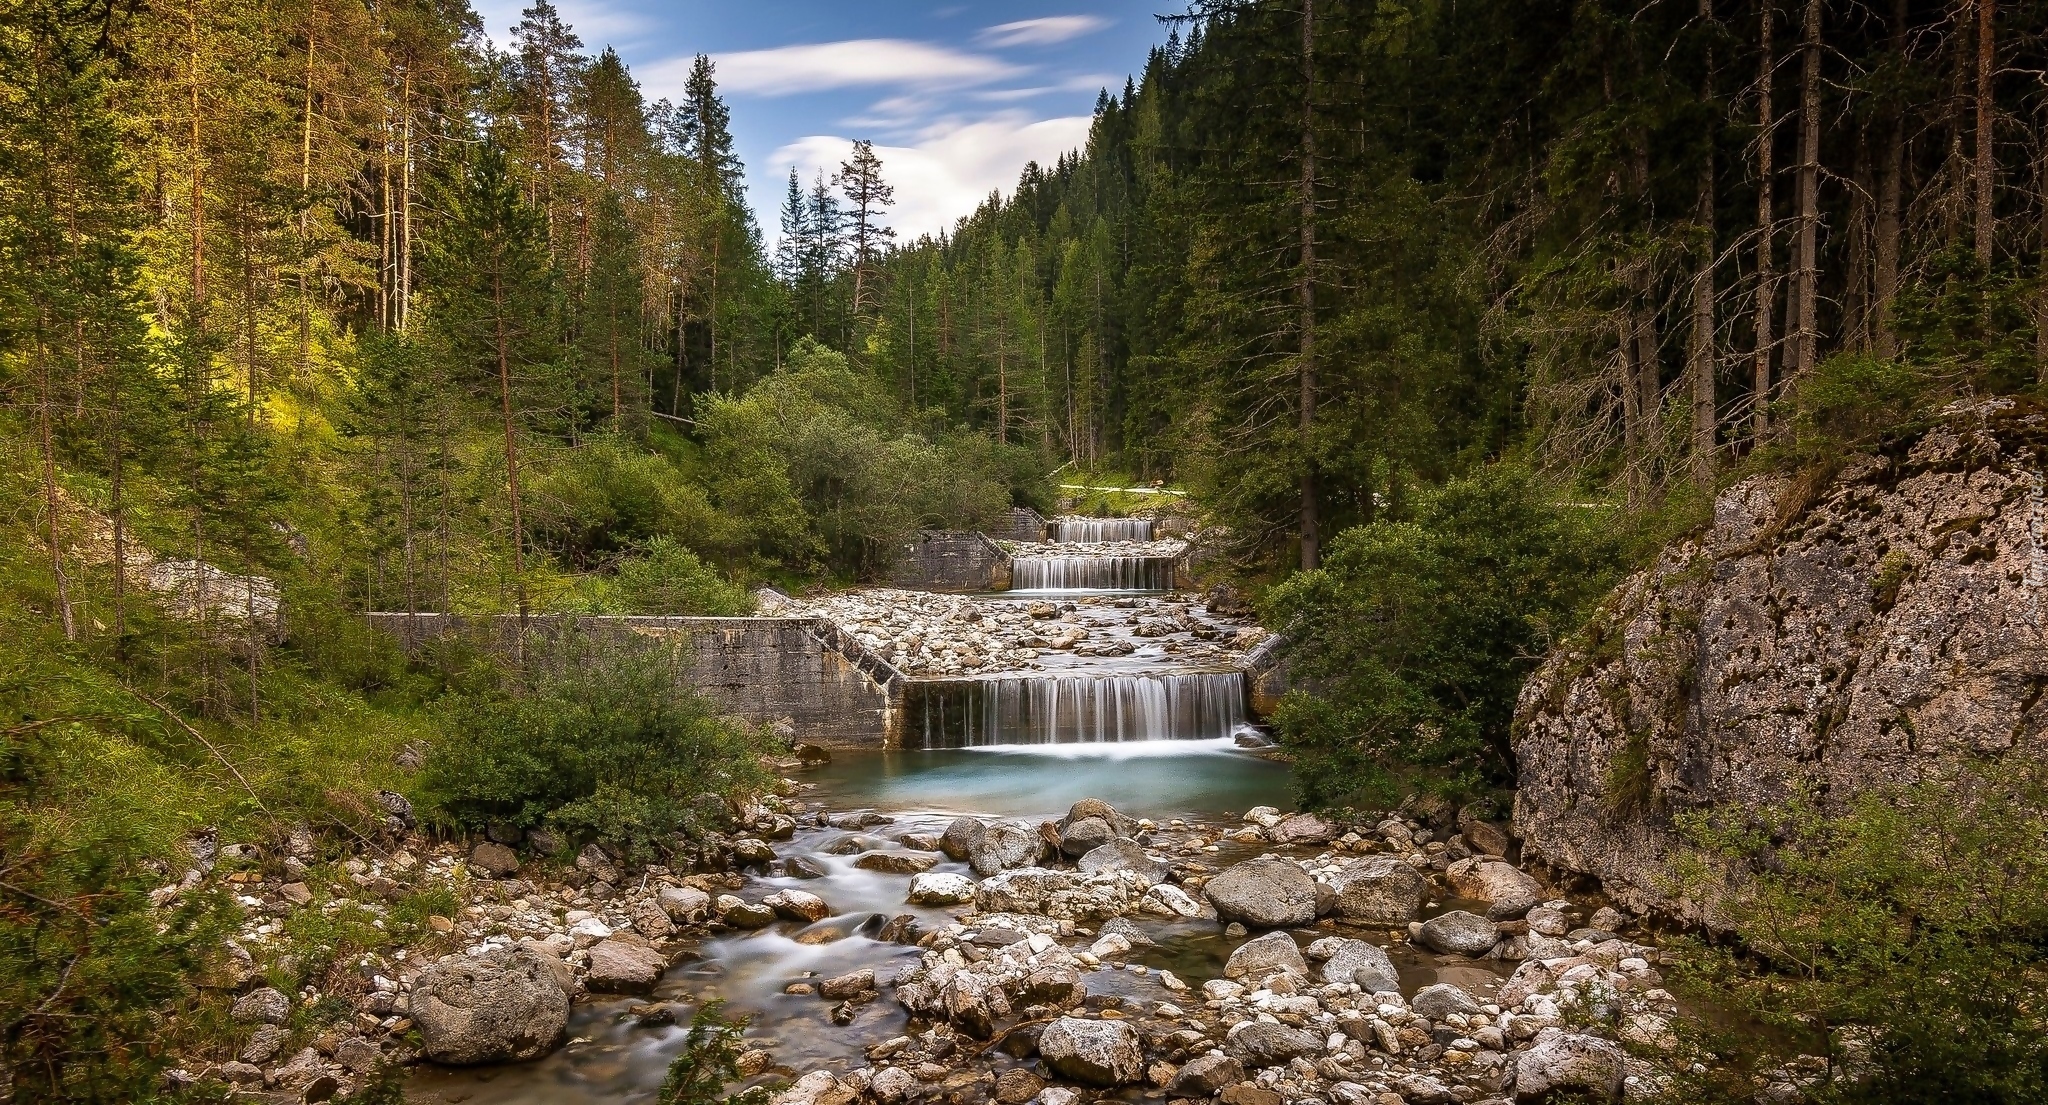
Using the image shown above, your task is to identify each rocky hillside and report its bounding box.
[1513,399,2048,924]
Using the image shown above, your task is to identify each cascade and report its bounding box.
[1052,517,1155,542]
[1011,555,1176,592]
[905,671,1247,747]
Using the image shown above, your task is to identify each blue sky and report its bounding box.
[468,1,1178,242]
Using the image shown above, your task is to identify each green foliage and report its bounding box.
[526,436,736,568]
[603,537,753,616]
[1778,354,1939,458]
[1264,466,1624,807]
[699,339,1046,578]
[420,634,777,864]
[658,1000,774,1105]
[1669,769,2048,1104]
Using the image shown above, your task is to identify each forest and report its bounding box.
[4,0,2048,1099]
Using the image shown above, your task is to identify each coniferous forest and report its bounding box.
[5,0,2048,1101]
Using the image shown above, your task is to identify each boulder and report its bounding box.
[764,889,831,922]
[1461,820,1513,858]
[1268,812,1335,845]
[1223,931,1307,982]
[1168,1054,1245,1097]
[1225,1022,1322,1068]
[1445,858,1543,904]
[1057,817,1115,857]
[939,817,987,861]
[819,968,876,999]
[1062,798,1135,835]
[1329,855,1430,926]
[1417,910,1499,957]
[854,851,939,874]
[907,872,976,905]
[970,821,1043,876]
[1513,1032,1626,1101]
[1308,936,1397,991]
[868,1066,917,1104]
[230,987,289,1025]
[731,838,777,867]
[718,897,777,929]
[1204,855,1318,928]
[468,842,520,877]
[413,949,570,1064]
[1411,982,1484,1020]
[995,1069,1045,1105]
[585,938,666,994]
[1038,1017,1144,1086]
[1077,840,1166,885]
[974,867,1152,921]
[658,886,711,923]
[630,898,676,940]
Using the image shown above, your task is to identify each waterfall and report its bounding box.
[1052,517,1155,542]
[907,672,1247,747]
[1012,555,1176,592]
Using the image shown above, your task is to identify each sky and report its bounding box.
[466,1,1179,243]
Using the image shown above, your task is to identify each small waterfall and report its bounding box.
[907,672,1247,747]
[1052,517,1155,542]
[1012,555,1176,592]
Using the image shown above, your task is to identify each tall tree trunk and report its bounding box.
[1974,0,1996,265]
[492,272,529,644]
[1298,0,1320,571]
[297,24,314,379]
[400,68,413,333]
[1692,0,1718,489]
[1874,0,1906,357]
[37,330,75,640]
[1752,0,1777,438]
[1793,0,1822,381]
[1845,127,1873,349]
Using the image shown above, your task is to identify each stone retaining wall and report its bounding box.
[886,531,1014,592]
[366,613,902,749]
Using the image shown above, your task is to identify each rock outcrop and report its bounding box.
[1514,401,2048,923]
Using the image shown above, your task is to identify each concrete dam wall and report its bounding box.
[366,613,903,750]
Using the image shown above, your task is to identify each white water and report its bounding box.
[1011,555,1175,592]
[909,671,1247,747]
[1052,517,1155,542]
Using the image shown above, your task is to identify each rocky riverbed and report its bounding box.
[159,766,1743,1105]
[779,590,1268,677]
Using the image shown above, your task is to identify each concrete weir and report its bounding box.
[366,613,906,750]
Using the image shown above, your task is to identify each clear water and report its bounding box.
[805,741,1288,819]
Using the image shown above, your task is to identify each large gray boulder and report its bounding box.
[1225,1022,1323,1068]
[1330,855,1430,925]
[413,949,570,1064]
[1077,840,1166,885]
[1514,405,2048,926]
[1038,1017,1143,1086]
[1411,982,1484,1020]
[1167,1054,1245,1097]
[1417,910,1499,957]
[970,820,1043,875]
[1203,855,1317,928]
[1057,817,1115,857]
[939,816,986,861]
[1445,857,1542,904]
[585,938,666,994]
[1307,936,1397,991]
[1513,1031,1626,1101]
[1223,931,1307,982]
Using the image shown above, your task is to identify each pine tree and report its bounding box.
[834,139,895,320]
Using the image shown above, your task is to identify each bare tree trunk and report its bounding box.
[1793,0,1822,380]
[1753,0,1777,438]
[1298,0,1320,571]
[297,24,314,379]
[1875,0,1906,357]
[1845,128,1873,349]
[400,67,414,333]
[492,273,529,647]
[1692,2,1718,489]
[38,330,76,640]
[1974,0,1996,265]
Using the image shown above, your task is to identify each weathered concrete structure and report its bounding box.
[367,613,903,749]
[998,508,1050,542]
[887,531,1014,592]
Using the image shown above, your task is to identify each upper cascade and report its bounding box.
[1052,516,1154,543]
[1011,555,1177,593]
[905,671,1248,747]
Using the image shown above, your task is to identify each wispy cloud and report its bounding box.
[771,111,1093,241]
[469,0,650,49]
[681,39,1021,97]
[977,15,1110,48]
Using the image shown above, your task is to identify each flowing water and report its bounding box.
[1009,555,1178,593]
[903,673,1248,747]
[1050,517,1155,543]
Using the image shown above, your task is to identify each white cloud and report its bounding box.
[685,39,1021,97]
[468,0,650,50]
[768,111,1092,241]
[977,15,1110,48]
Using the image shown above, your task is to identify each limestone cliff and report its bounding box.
[1512,400,2048,924]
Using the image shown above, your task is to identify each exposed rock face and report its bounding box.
[413,949,570,1064]
[1514,403,2048,924]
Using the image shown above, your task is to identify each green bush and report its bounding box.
[525,436,738,568]
[419,635,777,864]
[658,1000,773,1105]
[1668,768,2048,1104]
[1263,465,1624,808]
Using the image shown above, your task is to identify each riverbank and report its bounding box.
[158,743,1733,1105]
